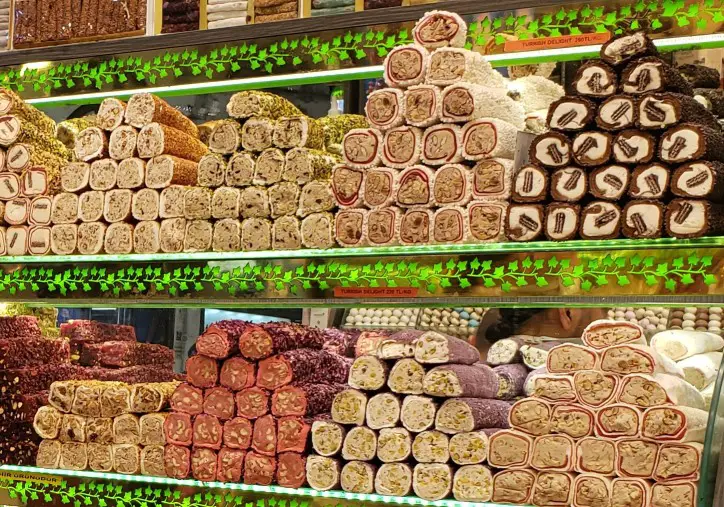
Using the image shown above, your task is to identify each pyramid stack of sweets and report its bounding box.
[520,31,724,242]
[53,93,207,256]
[488,319,707,507]
[164,320,356,485]
[0,317,178,467]
[206,0,249,29]
[307,329,536,501]
[335,10,526,248]
[202,90,365,252]
[0,88,75,256]
[33,379,179,476]
[681,64,724,123]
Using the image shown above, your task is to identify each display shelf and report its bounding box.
[0,465,512,507]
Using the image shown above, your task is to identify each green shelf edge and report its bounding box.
[0,465,518,507]
[0,237,722,265]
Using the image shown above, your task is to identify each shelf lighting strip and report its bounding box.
[0,465,508,507]
[24,33,724,107]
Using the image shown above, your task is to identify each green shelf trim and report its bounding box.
[0,251,716,297]
[0,237,721,265]
[0,465,511,507]
[2,0,724,98]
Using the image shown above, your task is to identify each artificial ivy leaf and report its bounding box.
[665,279,677,291]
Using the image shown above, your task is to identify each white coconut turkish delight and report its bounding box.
[404,84,442,128]
[412,10,467,49]
[384,44,429,88]
[183,220,213,252]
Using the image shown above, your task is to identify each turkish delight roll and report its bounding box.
[28,226,51,255]
[125,93,198,138]
[680,64,721,88]
[33,406,62,439]
[5,197,29,225]
[404,84,442,128]
[159,218,186,253]
[641,406,708,442]
[30,196,52,226]
[0,173,20,201]
[196,153,226,188]
[467,201,506,242]
[378,427,412,463]
[343,128,383,169]
[532,374,577,403]
[240,217,272,250]
[184,187,212,220]
[60,413,87,442]
[341,426,377,461]
[580,201,621,239]
[363,167,398,208]
[488,429,532,468]
[509,398,552,436]
[145,155,197,188]
[331,165,364,208]
[545,203,579,241]
[622,57,693,95]
[651,482,697,507]
[415,330,479,364]
[190,447,217,481]
[132,188,160,221]
[269,182,300,218]
[666,199,724,238]
[312,420,346,456]
[429,47,504,87]
[117,158,145,189]
[103,189,132,223]
[375,463,413,496]
[97,98,126,131]
[639,93,717,130]
[530,472,575,507]
[617,372,705,410]
[272,216,301,250]
[366,207,399,247]
[340,461,377,493]
[530,434,575,472]
[421,124,463,165]
[388,359,425,395]
[381,126,422,168]
[113,413,140,445]
[572,131,613,167]
[113,443,141,474]
[660,123,724,163]
[61,162,90,193]
[513,164,549,203]
[444,85,523,128]
[384,44,429,88]
[412,430,449,464]
[574,60,618,99]
[596,95,637,131]
[461,118,517,161]
[573,370,619,408]
[492,363,528,400]
[412,463,452,501]
[400,395,436,432]
[227,91,302,120]
[431,164,470,207]
[672,161,724,200]
[575,437,616,475]
[108,126,138,160]
[74,127,108,162]
[629,162,669,199]
[589,165,630,200]
[436,398,511,434]
[183,220,212,252]
[100,385,131,418]
[547,344,598,373]
[335,209,366,247]
[332,389,367,425]
[273,116,324,150]
[582,320,645,349]
[365,88,406,131]
[551,404,595,439]
[285,148,337,184]
[51,192,79,224]
[50,224,78,255]
[423,364,498,398]
[226,152,254,187]
[160,186,187,218]
[242,118,275,152]
[616,439,659,478]
[573,474,612,507]
[222,417,252,450]
[208,120,243,155]
[254,148,285,185]
[622,200,663,239]
[447,431,489,465]
[530,131,571,168]
[653,442,703,482]
[412,10,467,48]
[600,344,684,377]
[493,469,537,504]
[298,181,334,217]
[595,403,642,438]
[137,123,207,162]
[140,445,165,477]
[211,187,240,220]
[59,442,88,471]
[306,455,340,491]
[302,212,335,249]
[600,32,658,67]
[5,226,27,255]
[349,355,388,391]
[87,443,113,472]
[547,97,596,131]
[695,88,724,116]
[398,207,432,245]
[432,206,467,244]
[611,478,651,507]
[132,221,159,253]
[366,392,401,429]
[319,114,369,153]
[506,204,544,241]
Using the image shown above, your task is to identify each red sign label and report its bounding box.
[334,287,419,298]
[505,32,611,52]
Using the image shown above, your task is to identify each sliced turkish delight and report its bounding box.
[22,167,49,196]
[404,84,442,128]
[183,219,213,252]
[639,92,717,130]
[243,451,276,485]
[103,189,132,223]
[125,93,199,137]
[284,147,337,184]
[412,430,449,463]
[223,417,252,450]
[596,95,637,131]
[580,201,621,239]
[348,355,388,391]
[203,387,235,420]
[306,454,340,490]
[159,218,185,253]
[622,200,664,238]
[666,199,724,238]
[616,439,658,478]
[236,387,270,419]
[601,32,658,66]
[529,131,571,168]
[467,201,506,242]
[412,10,467,48]
[653,442,702,482]
[423,363,497,398]
[400,395,436,432]
[660,123,724,163]
[415,331,479,364]
[242,117,275,152]
[544,203,579,241]
[452,465,493,502]
[276,451,306,488]
[617,372,705,410]
[548,97,595,131]
[601,343,684,377]
[381,126,422,168]
[133,221,160,253]
[335,209,366,247]
[164,444,190,479]
[89,159,118,191]
[492,363,528,399]
[298,181,334,217]
[140,445,165,477]
[274,116,324,150]
[212,218,241,252]
[311,420,346,456]
[139,413,166,446]
[589,164,630,200]
[506,203,544,241]
[113,443,141,474]
[113,413,140,444]
[59,413,87,442]
[595,403,641,438]
[622,57,693,95]
[509,398,552,436]
[641,406,708,442]
[87,443,113,472]
[33,406,62,439]
[575,437,616,476]
[0,173,20,200]
[254,148,286,185]
[193,413,223,450]
[100,385,131,418]
[421,124,462,165]
[78,191,104,223]
[186,354,218,389]
[427,46,502,86]
[131,188,160,221]
[277,416,310,453]
[269,182,300,219]
[413,463,452,501]
[492,468,537,504]
[384,44,429,87]
[629,162,669,199]
[551,404,596,439]
[51,192,79,225]
[227,91,302,120]
[331,164,364,208]
[672,160,724,200]
[137,123,207,162]
[388,359,425,395]
[651,481,696,507]
[59,442,88,471]
[208,120,243,155]
[613,130,656,164]
[442,84,523,128]
[332,388,367,425]
[365,88,405,131]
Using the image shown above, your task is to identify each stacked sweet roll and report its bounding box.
[164,320,355,484]
[162,0,201,33]
[310,0,354,18]
[336,10,526,247]
[253,0,298,23]
[682,64,724,122]
[60,93,207,255]
[207,0,248,29]
[0,89,72,255]
[306,329,529,501]
[519,32,724,242]
[0,0,9,49]
[33,379,179,475]
[202,91,365,251]
[492,320,707,507]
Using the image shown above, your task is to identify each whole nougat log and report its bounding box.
[423,364,499,398]
[257,349,351,389]
[415,331,480,364]
[125,93,199,138]
[435,398,511,434]
[271,383,347,416]
[238,322,326,360]
[196,320,255,359]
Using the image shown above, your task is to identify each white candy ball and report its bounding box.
[393,310,403,317]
